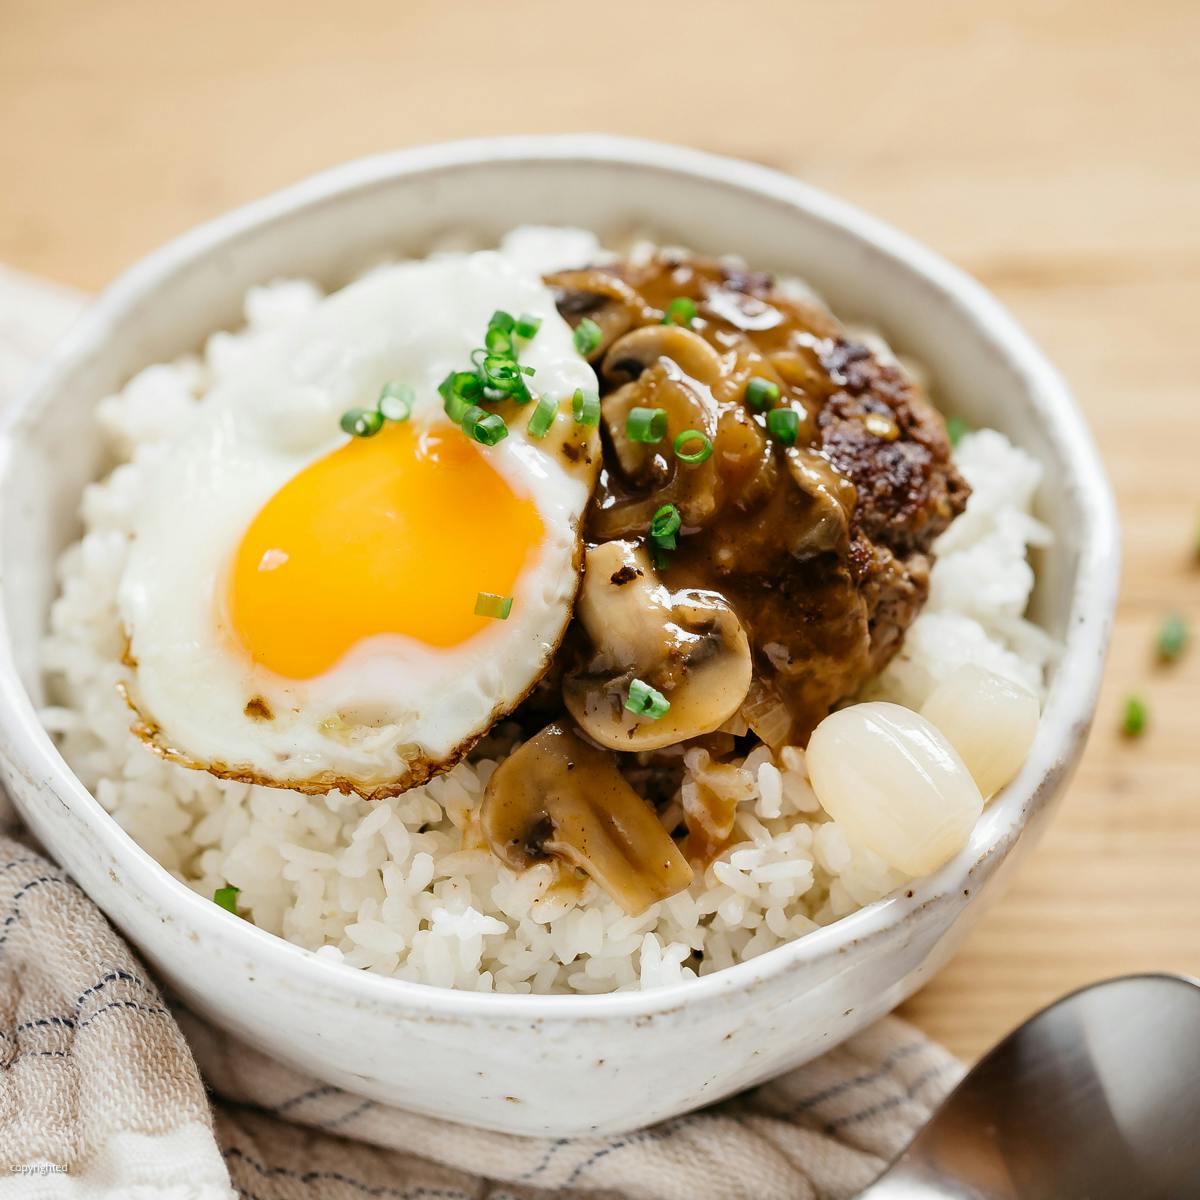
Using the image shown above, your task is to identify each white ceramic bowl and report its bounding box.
[0,136,1118,1137]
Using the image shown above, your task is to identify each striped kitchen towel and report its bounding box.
[0,833,960,1200]
[0,268,963,1199]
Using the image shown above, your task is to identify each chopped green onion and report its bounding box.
[377,381,413,423]
[626,677,670,719]
[946,416,970,447]
[340,407,384,438]
[482,355,521,389]
[475,413,509,446]
[461,405,509,446]
[627,406,668,444]
[485,326,513,355]
[573,318,603,356]
[443,391,473,424]
[1121,694,1148,738]
[455,370,483,397]
[214,884,240,914]
[432,312,546,445]
[1157,612,1189,663]
[475,591,513,620]
[745,377,779,411]
[572,387,600,426]
[649,503,682,550]
[508,375,533,404]
[766,408,800,446]
[528,393,558,439]
[663,297,697,327]
[673,429,713,464]
[441,370,482,419]
[515,313,542,339]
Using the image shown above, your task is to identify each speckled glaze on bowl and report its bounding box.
[0,136,1118,1137]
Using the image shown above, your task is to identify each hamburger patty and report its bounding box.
[549,254,970,745]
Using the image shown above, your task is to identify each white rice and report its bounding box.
[41,233,1056,993]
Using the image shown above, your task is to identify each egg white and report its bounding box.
[118,251,597,796]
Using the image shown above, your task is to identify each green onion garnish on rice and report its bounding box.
[527,393,558,439]
[627,406,668,444]
[474,592,513,620]
[765,408,800,447]
[745,378,779,411]
[626,678,670,719]
[662,297,697,328]
[1156,612,1189,663]
[946,416,970,447]
[214,884,240,913]
[489,310,515,333]
[573,318,603,356]
[673,429,713,464]
[572,388,600,426]
[1121,694,1148,737]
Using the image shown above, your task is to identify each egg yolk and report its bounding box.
[228,422,544,679]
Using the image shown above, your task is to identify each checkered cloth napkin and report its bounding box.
[0,267,962,1199]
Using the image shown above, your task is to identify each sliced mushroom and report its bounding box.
[545,269,644,361]
[590,324,776,541]
[563,541,753,752]
[480,722,694,916]
[572,539,675,666]
[589,330,724,537]
[601,324,724,389]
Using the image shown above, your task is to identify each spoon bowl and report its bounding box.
[864,974,1200,1199]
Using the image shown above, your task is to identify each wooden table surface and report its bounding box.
[2,0,1198,1062]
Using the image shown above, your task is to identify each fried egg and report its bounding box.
[118,251,599,797]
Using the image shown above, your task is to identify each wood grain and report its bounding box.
[2,0,1198,1062]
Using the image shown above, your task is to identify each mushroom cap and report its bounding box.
[480,722,694,915]
[601,324,725,389]
[590,324,773,541]
[545,268,644,362]
[563,542,754,752]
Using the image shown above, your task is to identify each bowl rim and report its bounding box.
[0,133,1119,1021]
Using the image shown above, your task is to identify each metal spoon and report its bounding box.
[860,974,1200,1199]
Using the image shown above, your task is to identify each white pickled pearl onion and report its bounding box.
[806,702,983,877]
[920,664,1040,799]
